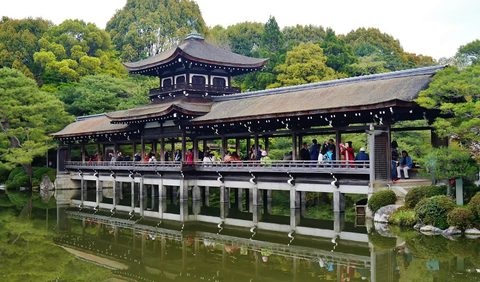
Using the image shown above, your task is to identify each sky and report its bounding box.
[1,0,479,60]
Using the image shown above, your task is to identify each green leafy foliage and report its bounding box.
[367,189,397,214]
[271,42,340,88]
[5,167,55,189]
[319,28,357,74]
[456,39,480,66]
[389,207,417,226]
[55,74,151,116]
[423,147,479,186]
[447,207,473,230]
[34,19,125,87]
[0,17,51,79]
[414,195,456,229]
[106,0,207,61]
[469,192,480,219]
[0,68,73,174]
[416,64,480,154]
[405,185,447,209]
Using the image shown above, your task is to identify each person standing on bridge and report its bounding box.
[300,142,310,161]
[309,139,320,161]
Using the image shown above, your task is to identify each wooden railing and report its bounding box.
[65,160,370,174]
[149,83,241,96]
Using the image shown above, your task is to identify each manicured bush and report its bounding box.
[469,192,480,218]
[405,185,447,208]
[414,195,456,229]
[389,207,417,227]
[367,190,397,214]
[447,207,473,230]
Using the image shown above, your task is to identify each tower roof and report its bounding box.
[123,36,268,75]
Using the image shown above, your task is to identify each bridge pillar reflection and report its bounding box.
[220,185,230,219]
[179,180,188,221]
[203,186,210,207]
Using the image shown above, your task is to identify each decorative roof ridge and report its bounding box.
[213,65,447,102]
[75,113,106,122]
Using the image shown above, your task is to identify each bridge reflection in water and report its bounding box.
[56,206,376,282]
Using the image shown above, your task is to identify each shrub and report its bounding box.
[405,185,447,208]
[415,195,456,229]
[389,208,417,227]
[367,190,397,214]
[469,192,480,218]
[0,166,11,184]
[447,207,473,230]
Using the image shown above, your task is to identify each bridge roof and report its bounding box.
[51,114,131,138]
[193,66,443,123]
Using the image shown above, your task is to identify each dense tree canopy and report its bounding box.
[33,19,125,89]
[456,39,480,66]
[0,68,72,176]
[271,42,339,87]
[56,74,153,116]
[320,28,357,74]
[106,0,207,62]
[416,64,480,156]
[282,24,326,45]
[0,17,52,79]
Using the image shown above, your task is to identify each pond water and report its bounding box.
[1,190,480,282]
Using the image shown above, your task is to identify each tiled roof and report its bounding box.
[106,98,213,122]
[123,37,268,71]
[51,115,130,137]
[193,65,446,123]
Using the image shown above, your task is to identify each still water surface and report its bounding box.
[1,191,479,282]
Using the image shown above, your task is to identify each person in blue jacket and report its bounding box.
[396,150,412,179]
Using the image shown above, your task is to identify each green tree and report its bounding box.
[282,24,326,45]
[34,19,125,88]
[106,0,207,62]
[271,42,340,87]
[0,68,73,180]
[320,28,357,74]
[55,74,152,116]
[225,22,264,57]
[416,65,480,153]
[0,17,51,79]
[260,16,284,53]
[349,54,388,76]
[456,39,480,66]
[424,147,478,195]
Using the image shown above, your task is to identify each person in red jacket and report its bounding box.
[186,149,194,165]
[340,141,354,167]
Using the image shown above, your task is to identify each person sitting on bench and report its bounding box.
[396,150,412,180]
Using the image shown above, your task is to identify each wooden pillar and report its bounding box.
[139,176,145,216]
[181,135,186,162]
[298,135,303,157]
[67,144,72,161]
[220,136,227,160]
[292,131,297,161]
[132,141,136,158]
[254,134,259,156]
[264,137,269,153]
[160,138,165,162]
[235,138,240,156]
[202,139,208,152]
[97,143,101,161]
[81,144,86,164]
[141,138,145,161]
[335,128,341,161]
[386,124,392,182]
[246,138,251,158]
[193,137,199,162]
[153,140,158,158]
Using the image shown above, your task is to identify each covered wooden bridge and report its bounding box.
[52,33,447,229]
